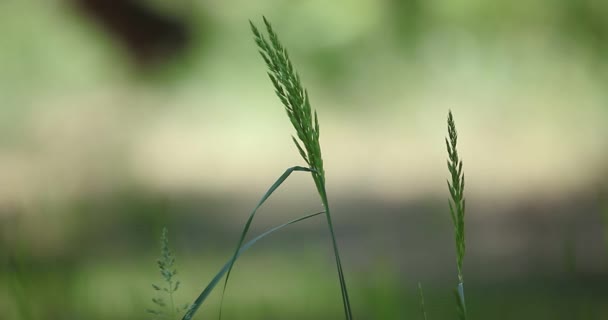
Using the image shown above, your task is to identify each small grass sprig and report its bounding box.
[148,228,188,319]
[446,110,467,319]
[250,16,353,319]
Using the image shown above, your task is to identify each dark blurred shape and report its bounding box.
[73,0,191,65]
[558,0,608,55]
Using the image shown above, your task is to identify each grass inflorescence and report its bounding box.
[148,228,188,320]
[446,110,467,319]
[250,17,324,178]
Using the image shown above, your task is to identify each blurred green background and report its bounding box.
[1,1,608,319]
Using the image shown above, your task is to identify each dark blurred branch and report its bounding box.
[71,0,192,66]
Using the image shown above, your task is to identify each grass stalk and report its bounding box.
[250,16,353,319]
[445,110,467,319]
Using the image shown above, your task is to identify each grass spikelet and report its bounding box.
[446,110,467,319]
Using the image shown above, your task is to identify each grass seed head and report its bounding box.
[149,228,188,319]
[446,110,466,283]
[250,17,325,183]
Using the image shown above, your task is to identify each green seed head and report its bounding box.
[250,17,325,184]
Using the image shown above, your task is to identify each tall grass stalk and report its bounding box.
[248,16,353,319]
[446,110,467,319]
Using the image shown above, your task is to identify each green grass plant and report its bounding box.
[180,16,354,320]
[157,18,479,320]
[148,228,188,319]
[446,110,468,319]
[248,16,353,319]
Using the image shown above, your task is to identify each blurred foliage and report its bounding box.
[2,253,608,319]
[1,1,608,319]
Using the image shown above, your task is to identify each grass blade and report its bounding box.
[181,210,324,320]
[218,166,312,318]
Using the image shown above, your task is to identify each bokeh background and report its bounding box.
[1,1,608,319]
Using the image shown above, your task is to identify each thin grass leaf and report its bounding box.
[208,166,311,318]
[181,211,324,320]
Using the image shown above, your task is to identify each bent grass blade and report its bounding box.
[217,166,312,317]
[181,210,323,320]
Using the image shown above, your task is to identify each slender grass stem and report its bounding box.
[169,279,176,319]
[320,188,353,318]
